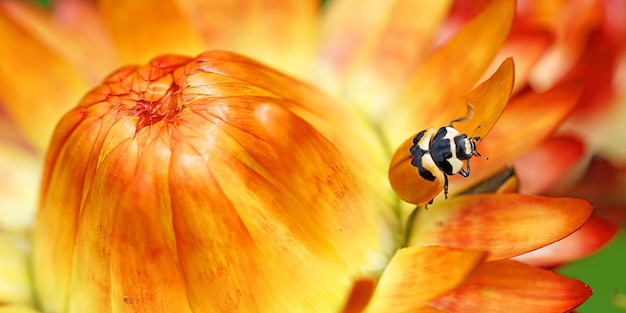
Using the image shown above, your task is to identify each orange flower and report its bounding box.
[0,0,604,312]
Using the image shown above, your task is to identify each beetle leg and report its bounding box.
[460,159,471,177]
[444,174,449,199]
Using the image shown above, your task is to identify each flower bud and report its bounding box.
[33,51,391,312]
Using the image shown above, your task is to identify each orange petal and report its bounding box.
[388,58,514,205]
[0,8,90,151]
[514,135,585,195]
[447,81,583,194]
[176,0,318,78]
[406,194,593,260]
[514,215,618,268]
[431,260,592,312]
[0,0,118,82]
[338,1,454,113]
[341,279,377,313]
[364,246,485,313]
[382,0,515,144]
[98,0,205,64]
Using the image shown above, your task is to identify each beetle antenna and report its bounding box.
[448,102,474,127]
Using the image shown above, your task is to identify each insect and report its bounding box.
[409,103,485,203]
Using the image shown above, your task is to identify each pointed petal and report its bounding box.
[316,0,400,92]
[364,246,485,313]
[338,0,454,114]
[382,0,515,143]
[98,0,205,64]
[0,143,40,231]
[175,0,318,78]
[407,194,593,260]
[514,135,585,195]
[514,216,618,268]
[431,260,592,312]
[0,232,32,305]
[0,0,118,82]
[447,81,583,194]
[388,58,514,205]
[0,9,90,151]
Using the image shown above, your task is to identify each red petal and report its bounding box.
[430,260,592,312]
[407,194,593,260]
[514,215,618,268]
[514,135,585,195]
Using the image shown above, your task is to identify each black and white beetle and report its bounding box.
[409,103,485,202]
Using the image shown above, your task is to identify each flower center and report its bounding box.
[132,83,183,130]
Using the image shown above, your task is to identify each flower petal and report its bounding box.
[430,260,592,312]
[0,305,40,313]
[382,0,515,144]
[514,215,618,268]
[0,0,118,82]
[335,0,454,114]
[406,194,593,260]
[0,8,90,151]
[447,81,583,194]
[175,0,318,78]
[364,246,485,313]
[0,143,40,231]
[0,232,32,305]
[98,0,205,64]
[341,279,376,313]
[514,135,585,195]
[388,58,514,205]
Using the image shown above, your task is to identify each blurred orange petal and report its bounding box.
[449,81,582,193]
[98,0,205,64]
[430,260,592,312]
[514,135,585,195]
[176,0,318,78]
[514,215,618,268]
[0,0,117,83]
[484,29,553,93]
[382,0,515,143]
[407,194,593,260]
[388,58,513,205]
[364,246,485,313]
[0,8,90,151]
[338,1,453,113]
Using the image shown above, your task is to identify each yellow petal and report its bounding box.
[0,9,90,151]
[407,194,593,260]
[388,58,514,205]
[0,305,40,313]
[98,0,205,64]
[175,0,318,78]
[0,232,33,306]
[364,246,485,313]
[0,143,40,231]
[381,0,515,144]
